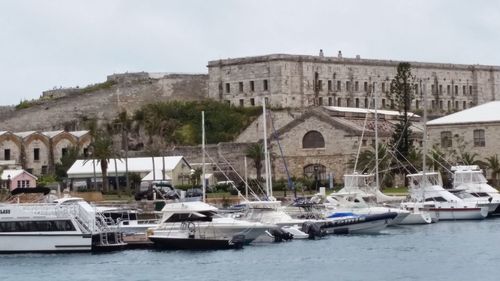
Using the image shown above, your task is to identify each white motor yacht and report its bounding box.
[451,165,500,215]
[147,201,272,249]
[402,172,489,220]
[0,191,125,253]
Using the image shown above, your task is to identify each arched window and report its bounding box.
[302,131,325,149]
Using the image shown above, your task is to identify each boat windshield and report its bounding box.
[408,173,442,189]
[453,191,475,199]
[454,171,488,186]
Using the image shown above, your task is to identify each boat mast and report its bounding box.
[374,83,380,190]
[202,111,206,203]
[262,98,271,198]
[422,80,427,183]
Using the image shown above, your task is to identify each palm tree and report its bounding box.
[485,155,500,187]
[349,143,392,188]
[458,152,486,168]
[245,143,264,181]
[86,131,118,193]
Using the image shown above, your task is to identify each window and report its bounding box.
[364,81,368,92]
[239,99,244,107]
[382,99,386,108]
[317,80,323,91]
[431,84,435,94]
[4,149,10,160]
[463,101,466,109]
[447,100,451,109]
[337,97,342,106]
[455,101,459,109]
[34,148,40,161]
[364,98,368,108]
[250,81,255,92]
[302,131,325,149]
[439,100,443,109]
[318,97,323,105]
[250,98,255,106]
[337,81,341,91]
[0,220,76,232]
[225,83,230,93]
[447,85,450,95]
[263,79,269,91]
[469,86,473,95]
[83,148,89,157]
[441,131,452,148]
[328,97,333,106]
[346,81,350,91]
[42,166,48,175]
[463,85,466,95]
[455,85,458,96]
[416,100,419,109]
[415,84,419,95]
[62,148,68,157]
[355,98,359,108]
[239,82,243,92]
[362,140,367,146]
[382,82,385,92]
[328,80,332,91]
[355,81,359,91]
[474,129,485,147]
[439,85,443,95]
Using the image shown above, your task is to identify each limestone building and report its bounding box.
[0,130,91,176]
[208,52,500,115]
[427,101,500,166]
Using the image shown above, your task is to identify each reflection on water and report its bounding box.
[2,220,500,281]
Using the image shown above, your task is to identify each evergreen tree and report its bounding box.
[387,62,416,175]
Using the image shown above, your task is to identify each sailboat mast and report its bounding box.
[374,84,380,190]
[202,111,206,203]
[262,98,270,198]
[422,80,427,175]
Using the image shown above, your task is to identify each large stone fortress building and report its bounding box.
[208,52,500,114]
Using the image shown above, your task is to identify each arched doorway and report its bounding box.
[303,164,326,190]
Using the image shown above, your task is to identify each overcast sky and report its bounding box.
[0,0,499,106]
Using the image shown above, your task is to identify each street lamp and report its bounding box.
[314,165,319,191]
[7,174,11,190]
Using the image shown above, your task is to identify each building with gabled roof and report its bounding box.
[66,156,192,189]
[1,169,38,191]
[427,101,500,167]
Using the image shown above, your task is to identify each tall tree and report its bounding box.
[55,146,80,181]
[387,62,416,177]
[87,130,118,193]
[245,143,264,181]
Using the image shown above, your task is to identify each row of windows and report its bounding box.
[431,84,473,96]
[0,220,76,232]
[16,180,31,188]
[3,147,75,162]
[233,95,470,111]
[440,129,485,148]
[222,79,269,94]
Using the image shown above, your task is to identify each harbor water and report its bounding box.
[2,219,500,281]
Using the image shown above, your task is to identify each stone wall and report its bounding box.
[0,73,208,132]
[208,53,500,114]
[428,122,500,165]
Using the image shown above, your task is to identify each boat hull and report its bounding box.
[399,212,433,225]
[430,207,487,220]
[149,236,242,250]
[321,212,397,234]
[0,233,92,253]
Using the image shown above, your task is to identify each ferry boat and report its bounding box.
[0,194,125,253]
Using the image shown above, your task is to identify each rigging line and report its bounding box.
[425,149,452,173]
[268,110,294,193]
[387,149,414,175]
[217,152,264,199]
[428,148,454,173]
[203,150,258,201]
[353,91,373,172]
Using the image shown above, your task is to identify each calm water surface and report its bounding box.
[2,219,500,281]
